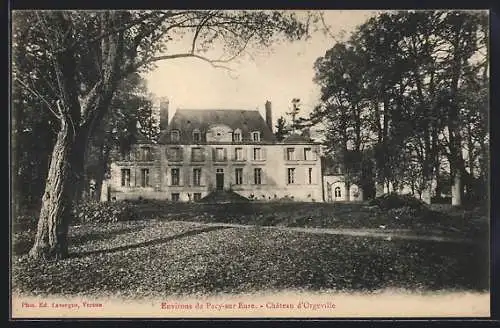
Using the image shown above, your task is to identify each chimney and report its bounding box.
[265,100,272,132]
[159,98,169,131]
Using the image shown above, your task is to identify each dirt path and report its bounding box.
[172,220,478,244]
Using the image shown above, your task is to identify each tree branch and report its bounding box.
[15,77,61,120]
[191,11,216,54]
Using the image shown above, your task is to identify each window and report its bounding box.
[235,147,243,161]
[215,148,226,161]
[167,147,183,161]
[171,168,180,186]
[193,130,201,143]
[193,193,202,201]
[171,193,180,202]
[308,167,313,184]
[252,131,260,141]
[254,168,262,185]
[335,187,342,198]
[304,148,313,161]
[140,147,152,161]
[233,131,241,142]
[191,147,204,162]
[193,168,201,186]
[287,168,295,184]
[253,148,261,160]
[216,168,224,173]
[121,169,130,187]
[235,168,243,185]
[286,148,295,161]
[141,168,150,187]
[171,130,180,142]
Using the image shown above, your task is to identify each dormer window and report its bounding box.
[171,130,180,142]
[252,131,261,142]
[233,129,242,142]
[193,129,201,143]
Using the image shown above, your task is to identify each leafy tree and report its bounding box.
[312,10,488,205]
[274,116,290,142]
[12,10,317,260]
[84,73,158,201]
[312,42,369,200]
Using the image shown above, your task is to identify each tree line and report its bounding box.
[310,11,488,206]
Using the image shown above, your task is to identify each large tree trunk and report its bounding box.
[93,144,109,202]
[451,169,463,206]
[375,179,385,197]
[344,179,351,202]
[28,119,76,260]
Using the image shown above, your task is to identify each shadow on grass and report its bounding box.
[70,226,145,246]
[71,226,232,258]
[12,226,147,256]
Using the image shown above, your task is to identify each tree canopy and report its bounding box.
[312,10,488,204]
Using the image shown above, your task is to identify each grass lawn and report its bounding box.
[12,215,489,298]
[122,201,489,239]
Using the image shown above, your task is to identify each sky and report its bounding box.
[142,10,379,129]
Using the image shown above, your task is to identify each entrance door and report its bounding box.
[216,169,224,190]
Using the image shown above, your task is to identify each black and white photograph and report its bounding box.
[10,9,491,318]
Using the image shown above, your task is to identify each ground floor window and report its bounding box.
[171,193,180,202]
[254,168,262,185]
[121,168,131,187]
[141,168,150,187]
[193,193,202,201]
[335,187,342,198]
[235,168,243,185]
[287,168,295,184]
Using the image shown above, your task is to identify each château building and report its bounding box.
[102,100,323,202]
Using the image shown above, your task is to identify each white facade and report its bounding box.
[323,175,363,202]
[104,105,324,204]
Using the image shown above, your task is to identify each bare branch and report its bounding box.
[14,77,61,120]
[191,11,216,54]
[152,53,234,70]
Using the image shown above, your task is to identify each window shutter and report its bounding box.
[262,148,267,160]
[212,148,216,161]
[261,168,266,185]
[224,148,228,161]
[284,148,288,160]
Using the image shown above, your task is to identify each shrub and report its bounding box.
[386,206,419,219]
[369,193,428,213]
[13,211,39,231]
[74,201,140,223]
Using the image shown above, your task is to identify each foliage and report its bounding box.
[368,193,428,211]
[12,219,489,297]
[312,10,488,205]
[274,116,291,142]
[73,201,141,223]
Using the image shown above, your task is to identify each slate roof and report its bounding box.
[158,109,277,144]
[282,133,314,144]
